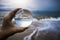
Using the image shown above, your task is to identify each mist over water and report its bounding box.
[24,17,60,40]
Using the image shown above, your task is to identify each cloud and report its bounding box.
[0,0,59,11]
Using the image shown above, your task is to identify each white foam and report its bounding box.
[24,17,60,40]
[40,17,60,21]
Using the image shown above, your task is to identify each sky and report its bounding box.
[0,0,60,11]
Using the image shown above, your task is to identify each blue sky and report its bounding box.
[0,0,60,11]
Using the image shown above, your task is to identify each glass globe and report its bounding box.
[13,9,33,27]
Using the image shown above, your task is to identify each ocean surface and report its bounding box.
[0,10,60,24]
[0,11,60,17]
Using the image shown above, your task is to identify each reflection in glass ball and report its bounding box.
[13,9,33,27]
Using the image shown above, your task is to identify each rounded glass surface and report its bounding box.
[13,9,33,27]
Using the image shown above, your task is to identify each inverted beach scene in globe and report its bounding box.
[12,9,33,27]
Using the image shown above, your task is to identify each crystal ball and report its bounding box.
[12,9,33,27]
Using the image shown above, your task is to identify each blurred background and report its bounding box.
[0,0,60,16]
[0,0,60,23]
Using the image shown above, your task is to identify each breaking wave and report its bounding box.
[24,17,60,40]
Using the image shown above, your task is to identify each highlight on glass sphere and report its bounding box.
[12,8,33,27]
